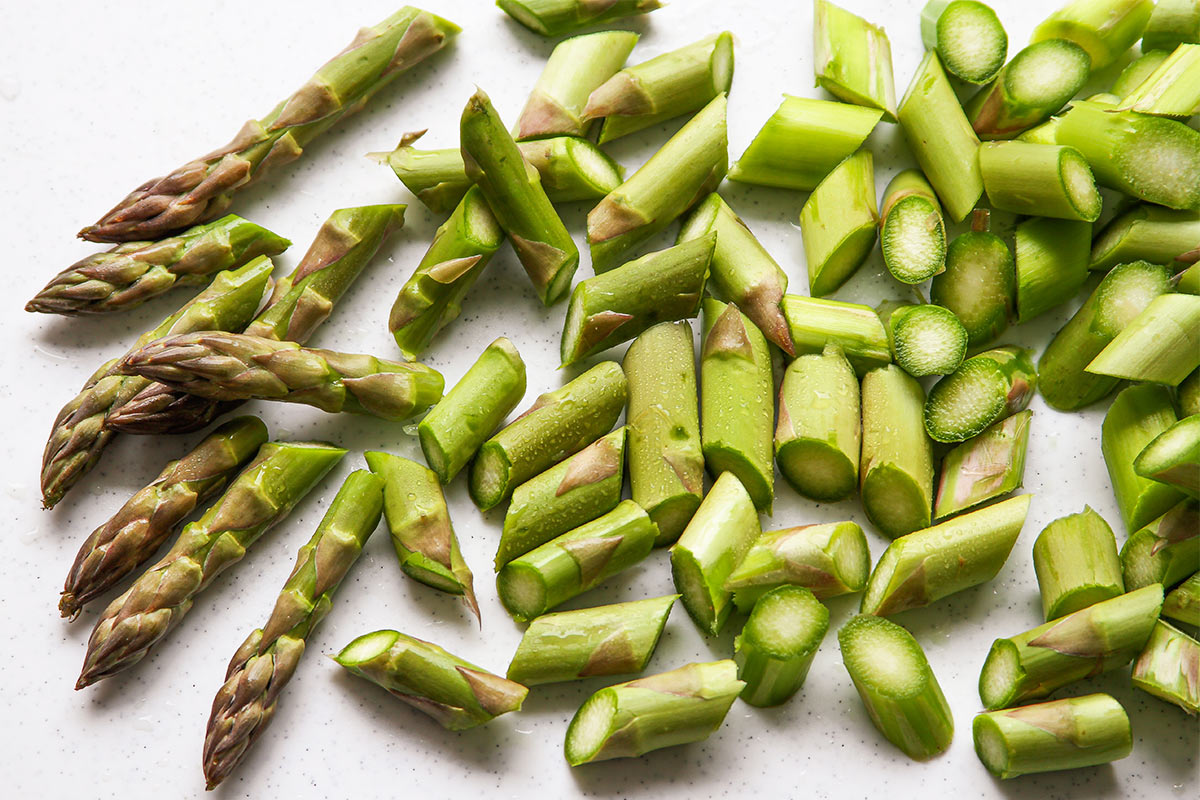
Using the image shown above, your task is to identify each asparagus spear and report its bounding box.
[1163,572,1200,627]
[1111,48,1173,97]
[76,441,345,688]
[1135,414,1200,496]
[202,469,382,789]
[964,39,1091,139]
[924,346,1036,444]
[879,170,946,285]
[920,1,1007,84]
[1102,385,1187,532]
[934,410,1031,520]
[860,365,934,538]
[812,0,898,122]
[497,0,661,37]
[1087,294,1200,386]
[735,586,829,707]
[59,417,267,619]
[1132,619,1200,714]
[1031,0,1154,70]
[782,295,892,376]
[1143,0,1200,51]
[725,521,870,611]
[1121,500,1199,590]
[979,142,1100,222]
[1092,205,1200,271]
[929,226,1014,348]
[1014,217,1092,324]
[1119,43,1200,116]
[799,149,879,297]
[1032,506,1124,621]
[882,304,967,378]
[81,7,457,242]
[564,660,744,765]
[333,630,527,730]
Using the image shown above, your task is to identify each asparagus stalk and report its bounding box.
[924,346,1036,444]
[799,149,879,297]
[1182,369,1200,416]
[76,441,345,688]
[497,0,661,37]
[59,417,268,620]
[1132,620,1200,714]
[782,295,892,376]
[418,337,526,484]
[497,500,657,622]
[623,321,703,545]
[366,452,478,618]
[838,615,954,760]
[1111,48,1172,97]
[860,365,934,538]
[775,344,861,503]
[735,586,830,707]
[1014,217,1092,324]
[972,694,1133,778]
[1135,414,1200,496]
[671,472,761,636]
[929,228,1014,348]
[588,94,727,273]
[964,40,1092,139]
[1121,500,1200,590]
[979,142,1101,222]
[560,236,714,367]
[701,299,775,512]
[1119,43,1200,116]
[81,8,457,242]
[1103,385,1188,532]
[727,96,882,192]
[879,170,946,285]
[333,630,527,730]
[978,584,1164,710]
[883,304,967,378]
[1087,294,1200,385]
[920,1,1007,84]
[506,595,677,685]
[812,0,898,122]
[1178,262,1200,295]
[1143,0,1200,51]
[469,360,626,510]
[725,521,870,611]
[201,469,382,789]
[496,428,626,569]
[1163,572,1200,627]
[377,133,470,214]
[934,411,1031,520]
[861,494,1030,616]
[1032,506,1124,621]
[1031,0,1154,70]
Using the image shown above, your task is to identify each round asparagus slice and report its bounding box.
[923,346,1036,443]
[735,586,830,707]
[929,228,1014,348]
[884,304,968,378]
[965,39,1091,139]
[921,1,1008,84]
[879,170,946,285]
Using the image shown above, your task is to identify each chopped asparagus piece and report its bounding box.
[1143,0,1200,51]
[1121,499,1200,590]
[965,39,1091,139]
[799,149,879,297]
[1112,48,1173,98]
[1131,620,1200,714]
[1087,294,1200,386]
[860,365,934,538]
[1119,43,1200,116]
[735,586,830,707]
[1014,217,1092,324]
[813,0,898,121]
[879,170,946,285]
[934,410,1031,520]
[980,142,1100,222]
[1103,385,1188,532]
[924,346,1036,444]
[497,0,662,38]
[883,304,967,378]
[1163,572,1200,627]
[921,1,1007,83]
[782,295,892,376]
[929,229,1014,348]
[725,521,870,612]
[1031,0,1154,69]
[1032,506,1124,621]
[1135,414,1200,496]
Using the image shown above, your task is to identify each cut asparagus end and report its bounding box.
[972,715,1011,776]
[704,444,773,514]
[881,195,947,284]
[649,494,704,547]
[1008,40,1092,112]
[735,586,830,706]
[890,305,968,377]
[929,231,1013,348]
[496,563,548,623]
[1093,260,1176,336]
[978,639,1021,710]
[842,618,924,693]
[671,548,719,635]
[333,629,398,666]
[935,1,1008,84]
[831,523,872,592]
[1061,149,1103,221]
[468,445,512,510]
[863,464,931,539]
[1134,414,1200,495]
[777,440,858,502]
[565,689,619,766]
[562,138,625,198]
[924,359,1006,443]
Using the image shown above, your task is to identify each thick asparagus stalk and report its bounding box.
[469,360,626,510]
[879,170,946,285]
[934,411,1031,520]
[861,494,1030,616]
[497,0,661,37]
[1087,294,1200,385]
[76,441,345,688]
[366,452,478,618]
[1135,414,1200,496]
[924,346,1036,444]
[1014,217,1092,324]
[1133,620,1200,714]
[725,521,870,611]
[883,304,967,378]
[920,1,1007,84]
[1032,506,1124,621]
[1090,205,1200,272]
[59,417,267,619]
[972,694,1133,778]
[782,295,892,376]
[964,40,1092,139]
[1121,500,1199,590]
[1163,573,1200,627]
[1112,48,1172,97]
[860,365,934,538]
[979,142,1100,222]
[813,0,897,122]
[1031,0,1154,70]
[799,149,879,297]
[81,8,457,242]
[929,227,1014,348]
[564,660,744,765]
[333,630,526,730]
[978,584,1164,710]
[201,469,382,789]
[1143,0,1200,51]
[506,595,677,685]
[1102,385,1187,532]
[838,615,954,760]
[701,299,775,512]
[560,236,713,366]
[418,337,526,484]
[1119,43,1200,116]
[735,586,829,707]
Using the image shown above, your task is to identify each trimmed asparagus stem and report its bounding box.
[1132,620,1200,714]
[898,50,983,223]
[782,295,892,376]
[978,584,1164,710]
[965,39,1092,139]
[860,365,934,539]
[1182,369,1200,417]
[564,660,744,766]
[678,194,793,354]
[728,97,883,192]
[333,630,527,730]
[1163,572,1200,627]
[671,472,761,636]
[418,337,526,485]
[1087,294,1200,385]
[1136,414,1200,496]
[725,521,869,611]
[929,229,1014,347]
[1014,217,1092,324]
[623,321,703,546]
[1119,43,1200,116]
[934,411,1031,520]
[813,0,898,122]
[861,494,1030,616]
[775,345,861,503]
[799,149,879,297]
[924,346,1036,444]
[461,89,579,305]
[1091,205,1200,273]
[1038,261,1173,410]
[879,170,946,285]
[1015,118,1061,145]
[496,428,626,569]
[469,360,626,510]
[701,299,775,512]
[1113,49,1173,98]
[378,134,469,215]
[973,694,1133,779]
[1121,500,1200,590]
[920,1,1007,84]
[506,595,677,685]
[588,94,727,273]
[497,0,662,38]
[735,586,830,707]
[1056,100,1200,211]
[516,31,638,140]
[560,235,714,367]
[838,615,954,760]
[585,32,736,144]
[1032,0,1154,69]
[1032,506,1124,621]
[883,304,967,377]
[497,500,657,622]
[1143,0,1200,51]
[979,143,1100,222]
[365,452,478,619]
[1103,386,1189,533]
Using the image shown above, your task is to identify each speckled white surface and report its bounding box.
[2,1,1197,797]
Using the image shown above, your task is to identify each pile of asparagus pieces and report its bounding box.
[27,0,1200,791]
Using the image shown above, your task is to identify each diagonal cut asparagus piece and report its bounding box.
[860,365,934,539]
[1143,0,1200,51]
[1119,43,1200,116]
[782,295,891,376]
[964,39,1091,140]
[1090,204,1200,272]
[735,586,829,707]
[497,0,662,38]
[1120,499,1199,591]
[934,410,1031,520]
[799,149,879,297]
[1087,294,1200,386]
[1163,572,1200,627]
[1102,384,1187,533]
[1032,506,1124,621]
[929,225,1014,348]
[813,0,898,122]
[879,170,946,285]
[1135,414,1200,496]
[725,521,869,611]
[924,346,1035,444]
[1131,619,1200,714]
[1031,0,1154,70]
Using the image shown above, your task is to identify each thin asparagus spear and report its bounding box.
[978,584,1164,710]
[333,630,527,730]
[735,586,829,707]
[1143,0,1200,51]
[1132,620,1200,714]
[725,521,870,611]
[506,595,677,685]
[1163,573,1200,627]
[497,0,661,37]
[1032,506,1124,621]
[1103,385,1187,532]
[879,170,946,285]
[1111,48,1172,97]
[924,346,1036,444]
[920,1,1007,84]
[929,227,1014,348]
[979,142,1100,222]
[81,8,457,242]
[1119,43,1200,116]
[1087,294,1200,385]
[1031,0,1153,69]
[1014,217,1092,324]
[813,0,898,122]
[1135,414,1200,496]
[934,411,1031,520]
[76,441,345,688]
[883,304,967,378]
[838,615,954,760]
[782,295,892,376]
[1121,500,1199,590]
[964,39,1091,139]
[201,469,382,789]
[860,365,934,538]
[799,149,878,297]
[59,417,267,619]
[972,694,1133,778]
